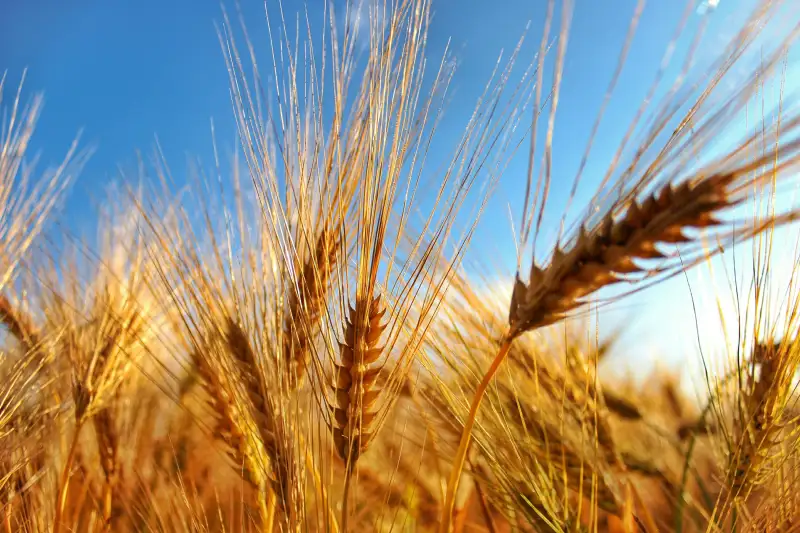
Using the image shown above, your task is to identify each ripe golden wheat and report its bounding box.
[3,1,800,532]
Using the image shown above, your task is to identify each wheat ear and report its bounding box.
[220,319,278,531]
[507,174,734,334]
[192,348,260,488]
[334,295,387,530]
[224,317,303,527]
[188,331,281,533]
[732,341,793,494]
[283,227,340,389]
[54,294,145,533]
[711,339,799,526]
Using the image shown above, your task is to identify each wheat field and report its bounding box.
[3,0,800,531]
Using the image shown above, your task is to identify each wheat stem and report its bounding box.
[440,336,513,533]
[303,447,338,533]
[101,485,113,530]
[255,489,270,533]
[341,465,354,533]
[3,502,12,533]
[264,487,277,532]
[53,422,84,533]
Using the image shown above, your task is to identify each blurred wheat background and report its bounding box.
[2,0,800,531]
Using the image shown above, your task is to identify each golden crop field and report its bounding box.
[2,0,800,531]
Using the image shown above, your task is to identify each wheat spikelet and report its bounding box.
[332,295,387,466]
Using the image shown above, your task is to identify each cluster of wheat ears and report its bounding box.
[3,0,800,531]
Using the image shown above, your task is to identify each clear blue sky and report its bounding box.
[2,0,796,385]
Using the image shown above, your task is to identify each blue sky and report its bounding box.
[2,0,798,387]
[0,0,711,228]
